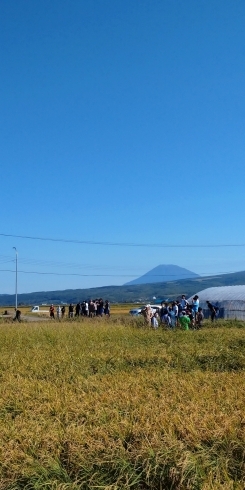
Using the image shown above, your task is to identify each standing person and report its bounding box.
[160,306,171,327]
[180,295,188,311]
[160,303,168,323]
[104,300,110,316]
[13,308,21,322]
[56,305,61,319]
[89,300,95,318]
[81,302,86,316]
[168,305,177,328]
[141,305,153,326]
[163,312,171,328]
[172,301,178,325]
[151,312,159,329]
[179,311,190,330]
[196,307,204,328]
[98,298,104,316]
[206,301,218,322]
[68,304,74,318]
[75,303,81,317]
[85,301,89,316]
[192,295,199,320]
[186,307,195,329]
[176,300,181,326]
[159,302,165,315]
[49,304,55,319]
[61,305,66,318]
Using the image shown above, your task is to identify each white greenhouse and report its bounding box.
[188,285,245,320]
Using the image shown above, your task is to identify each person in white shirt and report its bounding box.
[151,312,159,329]
[85,302,89,316]
[180,295,188,310]
[56,306,61,319]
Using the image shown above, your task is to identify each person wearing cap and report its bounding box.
[141,304,153,326]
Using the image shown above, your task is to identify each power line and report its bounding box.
[1,232,245,248]
[0,254,242,274]
[0,268,242,277]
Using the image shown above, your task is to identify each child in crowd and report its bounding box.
[179,311,190,330]
[196,307,204,328]
[151,312,159,329]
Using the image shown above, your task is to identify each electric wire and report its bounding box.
[1,232,245,248]
[0,254,241,275]
[0,268,242,278]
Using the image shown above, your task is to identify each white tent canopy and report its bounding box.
[189,285,245,303]
[188,285,245,319]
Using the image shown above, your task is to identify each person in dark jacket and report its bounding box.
[75,303,81,317]
[13,308,21,322]
[49,304,55,319]
[104,300,110,316]
[206,301,219,322]
[69,304,74,318]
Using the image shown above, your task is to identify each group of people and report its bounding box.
[141,295,218,330]
[12,294,219,326]
[49,299,110,319]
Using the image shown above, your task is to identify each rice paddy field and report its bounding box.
[0,313,244,489]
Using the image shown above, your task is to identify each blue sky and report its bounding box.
[1,0,245,294]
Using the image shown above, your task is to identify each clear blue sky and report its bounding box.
[1,0,245,294]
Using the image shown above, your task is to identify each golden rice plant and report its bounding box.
[0,318,244,488]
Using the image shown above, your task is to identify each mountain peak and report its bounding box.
[124,264,199,286]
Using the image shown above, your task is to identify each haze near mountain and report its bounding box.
[124,265,200,286]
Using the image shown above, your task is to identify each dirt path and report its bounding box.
[0,314,50,322]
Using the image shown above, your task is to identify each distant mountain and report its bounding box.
[1,270,245,306]
[124,264,200,286]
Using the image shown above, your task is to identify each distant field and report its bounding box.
[0,317,244,488]
[0,303,139,317]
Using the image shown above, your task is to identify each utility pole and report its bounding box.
[13,247,18,309]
